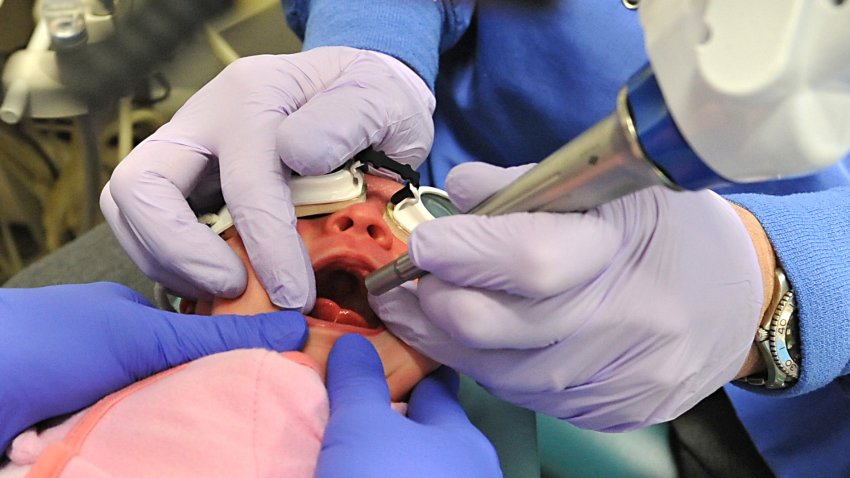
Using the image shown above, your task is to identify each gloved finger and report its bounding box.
[132,309,308,378]
[406,367,471,428]
[414,274,589,349]
[217,109,316,312]
[278,53,434,175]
[408,211,620,298]
[101,185,215,301]
[325,334,391,410]
[445,162,536,212]
[106,142,247,300]
[372,286,570,393]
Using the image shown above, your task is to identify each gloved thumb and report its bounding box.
[445,162,535,212]
[325,334,391,410]
[406,367,470,427]
[134,309,308,378]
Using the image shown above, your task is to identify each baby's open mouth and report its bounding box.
[311,259,383,330]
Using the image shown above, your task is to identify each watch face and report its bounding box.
[786,317,801,368]
[772,291,800,380]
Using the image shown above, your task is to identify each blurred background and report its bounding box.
[0,0,302,282]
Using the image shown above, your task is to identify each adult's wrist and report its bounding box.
[723,187,850,394]
[735,345,766,379]
[728,202,776,378]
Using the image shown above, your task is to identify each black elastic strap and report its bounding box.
[354,148,420,205]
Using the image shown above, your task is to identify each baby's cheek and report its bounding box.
[371,334,439,401]
[388,236,408,259]
[211,233,280,316]
[209,281,279,316]
[295,221,324,246]
[211,298,267,316]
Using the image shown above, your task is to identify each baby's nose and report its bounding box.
[324,203,394,250]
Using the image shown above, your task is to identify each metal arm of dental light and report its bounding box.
[366,0,850,294]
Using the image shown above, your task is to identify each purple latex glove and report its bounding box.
[317,335,501,478]
[101,47,435,311]
[0,282,307,452]
[371,162,765,432]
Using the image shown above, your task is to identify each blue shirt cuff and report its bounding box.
[726,188,850,395]
[286,0,444,90]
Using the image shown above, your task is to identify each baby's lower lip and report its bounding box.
[308,294,385,337]
[305,316,384,336]
[311,297,374,327]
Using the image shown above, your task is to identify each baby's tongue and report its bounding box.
[311,298,372,328]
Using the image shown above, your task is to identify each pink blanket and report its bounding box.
[2,350,329,478]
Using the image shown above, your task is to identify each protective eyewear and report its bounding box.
[198,154,458,240]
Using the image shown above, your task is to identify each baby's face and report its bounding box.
[192,174,438,401]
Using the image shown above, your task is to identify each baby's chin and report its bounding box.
[303,319,440,402]
[201,300,438,401]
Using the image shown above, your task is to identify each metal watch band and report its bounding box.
[739,268,800,389]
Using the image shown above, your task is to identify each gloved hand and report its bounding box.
[316,335,501,478]
[371,162,767,432]
[101,47,435,311]
[0,282,307,452]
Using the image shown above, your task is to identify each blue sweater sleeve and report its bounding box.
[281,0,474,90]
[726,188,850,394]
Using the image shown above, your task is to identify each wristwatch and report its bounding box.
[740,268,801,389]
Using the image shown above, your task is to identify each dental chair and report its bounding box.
[3,223,681,478]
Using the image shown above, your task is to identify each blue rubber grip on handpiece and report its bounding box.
[365,64,734,295]
[625,65,734,191]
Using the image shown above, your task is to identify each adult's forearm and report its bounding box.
[281,0,475,90]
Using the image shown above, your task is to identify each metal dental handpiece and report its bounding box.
[365,86,678,295]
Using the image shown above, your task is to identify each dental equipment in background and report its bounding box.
[1,0,235,122]
[58,0,234,107]
[1,0,235,233]
[366,0,850,295]
[1,0,123,234]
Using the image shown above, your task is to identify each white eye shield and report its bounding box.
[199,153,458,240]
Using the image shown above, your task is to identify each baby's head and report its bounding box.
[185,168,452,400]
